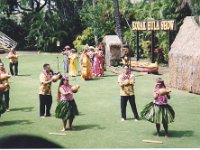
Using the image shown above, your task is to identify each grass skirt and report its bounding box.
[140,102,175,124]
[55,100,79,120]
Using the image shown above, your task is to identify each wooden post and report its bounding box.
[93,0,98,45]
[168,30,172,52]
[113,0,123,42]
[56,40,60,72]
[136,30,140,61]
[150,30,155,63]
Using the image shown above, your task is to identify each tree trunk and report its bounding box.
[113,0,123,43]
[48,0,51,12]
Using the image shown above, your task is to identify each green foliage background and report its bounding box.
[1,0,200,62]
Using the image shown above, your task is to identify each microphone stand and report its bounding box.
[56,41,60,72]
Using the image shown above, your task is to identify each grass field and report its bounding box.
[0,52,200,148]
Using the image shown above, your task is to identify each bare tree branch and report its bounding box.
[17,3,32,12]
[35,0,48,12]
[17,0,48,12]
[175,0,188,12]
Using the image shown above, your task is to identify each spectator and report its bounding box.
[118,65,139,121]
[62,45,71,73]
[7,48,18,76]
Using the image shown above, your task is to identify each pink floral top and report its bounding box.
[60,84,73,101]
[153,88,169,105]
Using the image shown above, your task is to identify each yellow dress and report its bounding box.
[69,53,78,77]
[80,53,93,80]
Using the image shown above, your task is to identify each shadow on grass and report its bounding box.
[135,74,147,77]
[16,74,31,77]
[169,130,194,137]
[77,112,85,116]
[125,118,137,121]
[92,77,104,81]
[0,120,34,126]
[73,124,105,131]
[154,73,163,75]
[10,107,34,112]
[104,74,118,77]
[153,130,194,137]
[83,78,104,81]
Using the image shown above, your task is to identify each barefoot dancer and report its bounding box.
[141,78,175,137]
[55,76,79,131]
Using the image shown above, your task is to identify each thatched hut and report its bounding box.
[169,16,200,94]
[102,35,122,66]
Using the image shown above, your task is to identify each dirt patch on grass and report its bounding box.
[159,66,169,74]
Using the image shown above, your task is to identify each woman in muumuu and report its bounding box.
[55,76,79,131]
[79,49,93,80]
[92,48,104,77]
[68,48,78,77]
[140,78,175,137]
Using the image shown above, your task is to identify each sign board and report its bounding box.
[132,20,176,31]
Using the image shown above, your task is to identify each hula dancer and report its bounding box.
[55,76,79,131]
[140,78,175,137]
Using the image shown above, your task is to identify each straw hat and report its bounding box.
[64,45,70,49]
[89,46,95,50]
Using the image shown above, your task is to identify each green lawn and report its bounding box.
[0,53,200,148]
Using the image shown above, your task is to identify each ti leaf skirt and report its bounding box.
[140,102,175,124]
[55,100,79,120]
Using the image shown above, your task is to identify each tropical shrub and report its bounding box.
[73,27,94,53]
[78,0,116,45]
[22,11,69,51]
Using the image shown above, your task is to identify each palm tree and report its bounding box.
[113,0,123,42]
